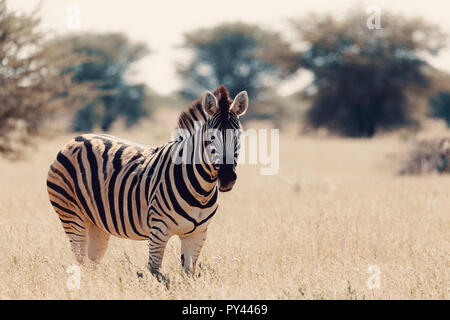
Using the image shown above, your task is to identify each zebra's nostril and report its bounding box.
[181,254,185,266]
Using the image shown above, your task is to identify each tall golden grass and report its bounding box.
[0,112,448,299]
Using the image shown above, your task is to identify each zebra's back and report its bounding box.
[47,133,156,241]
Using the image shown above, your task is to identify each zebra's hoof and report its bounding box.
[150,270,170,289]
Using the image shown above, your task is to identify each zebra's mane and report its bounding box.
[176,85,232,136]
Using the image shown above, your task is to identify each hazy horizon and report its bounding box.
[9,0,450,95]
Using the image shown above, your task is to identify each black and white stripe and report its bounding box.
[46,85,248,275]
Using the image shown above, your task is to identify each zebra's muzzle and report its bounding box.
[218,164,236,192]
[219,181,235,192]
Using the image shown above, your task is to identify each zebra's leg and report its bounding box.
[52,207,88,264]
[64,220,89,264]
[87,224,111,263]
[180,230,207,276]
[48,190,88,264]
[147,231,170,279]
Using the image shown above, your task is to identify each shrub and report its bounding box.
[399,138,450,175]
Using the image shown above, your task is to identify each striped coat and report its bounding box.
[46,85,249,276]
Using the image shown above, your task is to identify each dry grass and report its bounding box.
[0,113,448,299]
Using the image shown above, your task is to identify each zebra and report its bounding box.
[46,85,248,277]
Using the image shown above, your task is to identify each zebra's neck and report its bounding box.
[176,125,218,194]
[144,126,218,206]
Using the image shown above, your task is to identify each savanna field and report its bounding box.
[0,111,448,300]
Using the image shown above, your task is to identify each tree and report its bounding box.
[178,22,291,101]
[273,9,448,137]
[58,33,150,131]
[430,91,450,126]
[0,0,95,156]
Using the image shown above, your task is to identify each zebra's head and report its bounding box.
[202,85,249,192]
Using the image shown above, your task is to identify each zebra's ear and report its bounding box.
[202,91,219,116]
[230,91,248,117]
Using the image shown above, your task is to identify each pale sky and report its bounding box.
[9,0,450,95]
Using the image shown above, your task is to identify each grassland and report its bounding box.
[0,112,448,299]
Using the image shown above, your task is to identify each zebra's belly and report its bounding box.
[82,185,151,240]
[87,206,151,241]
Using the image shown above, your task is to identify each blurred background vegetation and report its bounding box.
[1,0,450,160]
[58,32,150,132]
